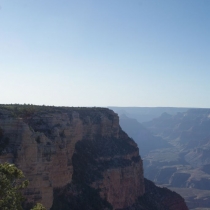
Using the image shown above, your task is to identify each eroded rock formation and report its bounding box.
[0,105,144,209]
[0,105,188,210]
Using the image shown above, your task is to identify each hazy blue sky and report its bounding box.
[0,0,209,107]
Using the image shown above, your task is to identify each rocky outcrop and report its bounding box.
[122,179,189,210]
[0,105,188,210]
[143,179,189,210]
[0,105,144,210]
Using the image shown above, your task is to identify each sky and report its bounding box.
[0,0,210,107]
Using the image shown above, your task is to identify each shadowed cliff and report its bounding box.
[0,104,188,210]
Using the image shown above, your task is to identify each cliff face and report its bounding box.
[142,179,189,210]
[0,105,144,210]
[122,179,189,210]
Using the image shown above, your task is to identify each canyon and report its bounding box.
[0,105,188,210]
[115,107,210,210]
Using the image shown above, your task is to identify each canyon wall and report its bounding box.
[0,105,144,209]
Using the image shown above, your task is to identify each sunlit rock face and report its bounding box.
[0,105,145,210]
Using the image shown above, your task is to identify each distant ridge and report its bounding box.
[108,106,189,123]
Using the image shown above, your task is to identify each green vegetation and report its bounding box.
[0,163,28,210]
[31,203,46,210]
[0,163,46,210]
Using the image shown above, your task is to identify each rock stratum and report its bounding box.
[0,105,188,210]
